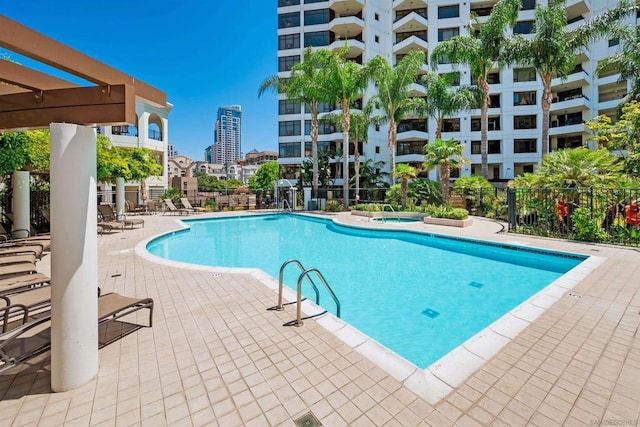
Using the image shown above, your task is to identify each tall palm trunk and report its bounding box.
[354,147,361,202]
[388,116,397,183]
[480,77,490,179]
[341,99,351,210]
[440,164,451,201]
[310,102,319,198]
[400,179,408,207]
[541,73,552,156]
[435,117,443,140]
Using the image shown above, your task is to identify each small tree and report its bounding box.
[118,147,162,202]
[423,139,467,202]
[394,163,417,208]
[249,161,279,193]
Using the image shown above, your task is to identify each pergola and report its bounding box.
[0,15,168,391]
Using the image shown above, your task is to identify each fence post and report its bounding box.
[507,188,516,231]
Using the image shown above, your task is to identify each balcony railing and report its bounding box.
[148,129,162,140]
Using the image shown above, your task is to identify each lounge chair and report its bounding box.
[0,284,52,316]
[0,292,153,373]
[0,223,51,251]
[0,254,37,266]
[0,262,38,280]
[163,199,190,215]
[0,274,50,293]
[180,198,206,213]
[125,200,145,215]
[98,205,144,229]
[0,243,45,259]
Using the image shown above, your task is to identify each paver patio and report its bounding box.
[0,211,638,426]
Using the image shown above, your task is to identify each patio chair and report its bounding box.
[0,243,45,259]
[0,283,52,317]
[98,205,144,229]
[0,292,154,373]
[0,223,51,251]
[163,199,190,215]
[180,198,206,213]
[0,262,38,280]
[125,200,145,215]
[0,273,50,294]
[0,254,37,266]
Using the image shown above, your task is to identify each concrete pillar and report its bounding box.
[115,177,125,219]
[12,171,30,238]
[304,187,311,210]
[49,123,98,392]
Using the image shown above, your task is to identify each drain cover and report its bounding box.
[468,281,484,289]
[294,412,322,427]
[568,292,582,299]
[422,308,440,319]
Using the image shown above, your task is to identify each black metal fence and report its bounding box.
[0,188,50,234]
[507,187,640,247]
[449,187,507,220]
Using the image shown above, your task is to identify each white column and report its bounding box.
[50,123,98,392]
[12,171,30,238]
[115,177,125,219]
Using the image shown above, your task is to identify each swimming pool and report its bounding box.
[146,213,585,369]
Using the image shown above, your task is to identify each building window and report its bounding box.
[375,35,380,43]
[438,27,459,42]
[375,13,380,20]
[279,100,301,115]
[313,102,335,113]
[442,118,461,132]
[471,117,501,131]
[304,9,330,25]
[513,21,534,34]
[278,0,300,6]
[514,115,537,129]
[514,139,537,153]
[278,34,300,50]
[278,12,300,28]
[375,146,380,154]
[278,120,301,136]
[279,142,302,158]
[521,0,536,10]
[513,68,536,82]
[278,55,300,72]
[305,120,335,135]
[514,91,536,106]
[523,164,534,173]
[608,38,620,47]
[305,0,326,3]
[397,141,425,155]
[440,72,460,86]
[470,140,501,154]
[304,31,330,47]
[557,135,583,149]
[438,5,460,19]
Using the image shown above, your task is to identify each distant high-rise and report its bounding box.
[212,105,242,164]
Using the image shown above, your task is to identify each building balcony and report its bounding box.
[396,129,429,141]
[407,82,426,97]
[549,122,585,136]
[598,99,623,111]
[393,0,428,10]
[329,0,364,15]
[596,73,622,86]
[393,11,428,33]
[330,16,365,39]
[565,15,585,32]
[329,39,365,57]
[392,35,428,55]
[551,69,590,88]
[550,94,590,112]
[565,0,590,19]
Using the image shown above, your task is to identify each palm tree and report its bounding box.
[369,50,427,183]
[258,47,330,198]
[597,26,640,105]
[421,71,481,140]
[431,0,521,179]
[394,163,417,208]
[321,102,376,200]
[533,147,626,188]
[502,0,635,156]
[321,45,373,210]
[423,138,467,202]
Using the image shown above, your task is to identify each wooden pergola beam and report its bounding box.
[0,84,136,130]
[0,15,166,107]
[0,59,79,91]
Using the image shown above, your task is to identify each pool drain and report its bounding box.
[422,308,440,319]
[567,292,582,299]
[294,411,322,427]
[468,281,484,289]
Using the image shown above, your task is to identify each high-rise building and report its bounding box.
[211,105,242,164]
[276,0,631,187]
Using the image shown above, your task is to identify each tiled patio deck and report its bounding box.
[0,211,638,426]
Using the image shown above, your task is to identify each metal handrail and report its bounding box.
[281,198,292,212]
[294,267,341,327]
[380,203,400,223]
[275,259,320,311]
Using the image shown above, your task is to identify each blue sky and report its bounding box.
[1,1,278,161]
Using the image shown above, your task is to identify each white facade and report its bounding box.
[99,99,173,201]
[276,0,631,186]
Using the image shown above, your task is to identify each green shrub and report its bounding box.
[569,207,608,242]
[160,187,181,201]
[424,203,469,220]
[325,200,343,212]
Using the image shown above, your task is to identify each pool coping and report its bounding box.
[134,212,606,405]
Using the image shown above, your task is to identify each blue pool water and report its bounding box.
[147,214,585,368]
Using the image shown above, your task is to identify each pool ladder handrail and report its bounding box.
[275,259,320,311]
[274,259,341,327]
[380,204,400,223]
[281,198,292,213]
